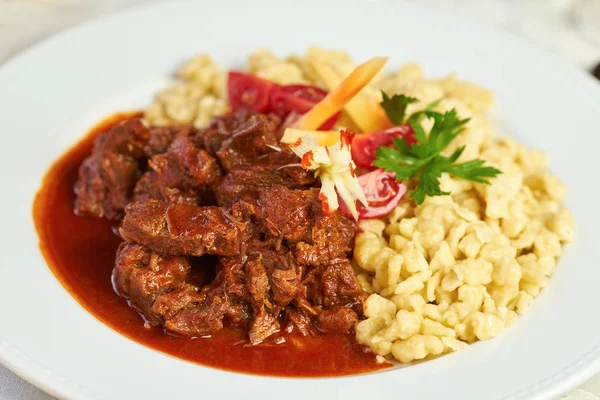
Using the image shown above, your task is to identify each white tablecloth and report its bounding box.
[0,0,598,399]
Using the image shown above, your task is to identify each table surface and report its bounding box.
[0,0,598,399]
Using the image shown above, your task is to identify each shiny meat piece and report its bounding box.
[295,195,357,266]
[286,309,312,336]
[162,286,230,336]
[269,267,300,305]
[165,136,221,186]
[257,248,301,305]
[256,187,313,243]
[112,242,151,297]
[245,254,282,344]
[144,125,196,157]
[215,166,312,207]
[152,284,206,320]
[196,110,259,156]
[316,306,358,333]
[249,307,280,345]
[218,255,250,299]
[246,256,270,308]
[74,119,150,219]
[119,200,242,257]
[224,301,251,326]
[134,171,202,206]
[215,113,281,171]
[261,149,315,186]
[113,243,190,325]
[153,283,250,336]
[134,136,221,206]
[321,259,366,308]
[81,111,370,345]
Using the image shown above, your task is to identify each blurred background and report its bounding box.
[0,1,598,399]
[0,0,599,75]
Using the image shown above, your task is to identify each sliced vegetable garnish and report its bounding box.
[351,124,416,169]
[380,92,418,125]
[228,71,275,113]
[280,128,341,147]
[373,92,502,204]
[270,84,326,115]
[312,60,393,132]
[269,85,339,129]
[288,129,367,220]
[292,57,389,130]
[228,73,338,129]
[339,169,406,220]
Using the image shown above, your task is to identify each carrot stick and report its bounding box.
[293,57,389,130]
[311,61,393,133]
[280,128,340,146]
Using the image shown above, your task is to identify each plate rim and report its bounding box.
[0,1,599,399]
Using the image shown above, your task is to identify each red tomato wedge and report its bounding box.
[228,71,276,113]
[270,85,326,115]
[351,124,416,169]
[339,169,406,220]
[270,85,339,130]
[227,74,339,130]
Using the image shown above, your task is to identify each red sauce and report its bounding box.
[32,113,388,377]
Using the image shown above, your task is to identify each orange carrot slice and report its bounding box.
[280,128,340,146]
[312,61,393,133]
[292,57,389,131]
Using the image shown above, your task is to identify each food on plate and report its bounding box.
[35,46,575,376]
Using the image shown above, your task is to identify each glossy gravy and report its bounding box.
[32,113,388,377]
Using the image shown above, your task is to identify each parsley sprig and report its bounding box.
[373,92,502,204]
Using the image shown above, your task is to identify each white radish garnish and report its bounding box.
[288,129,367,220]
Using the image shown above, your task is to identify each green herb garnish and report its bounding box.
[373,91,502,204]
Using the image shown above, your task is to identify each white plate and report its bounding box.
[1,1,600,399]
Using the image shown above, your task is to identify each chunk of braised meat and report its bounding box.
[321,259,366,308]
[285,309,314,336]
[134,136,221,205]
[144,125,196,157]
[157,285,233,337]
[215,113,281,171]
[134,170,206,206]
[249,308,280,345]
[112,242,150,296]
[151,284,206,321]
[196,111,281,165]
[245,255,270,308]
[82,110,370,344]
[195,110,256,156]
[113,243,190,325]
[302,258,365,315]
[215,164,314,207]
[152,136,221,187]
[152,256,253,337]
[316,306,359,334]
[120,200,243,257]
[245,253,282,344]
[295,192,357,267]
[263,148,315,185]
[255,187,313,244]
[199,249,298,344]
[269,263,300,305]
[74,119,150,219]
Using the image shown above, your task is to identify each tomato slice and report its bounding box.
[270,85,339,130]
[339,169,406,220]
[351,124,416,169]
[270,85,325,115]
[228,71,276,113]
